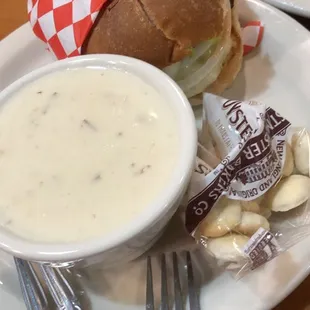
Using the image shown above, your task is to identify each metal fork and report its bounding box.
[14,258,81,310]
[14,258,48,310]
[38,264,82,310]
[146,251,200,310]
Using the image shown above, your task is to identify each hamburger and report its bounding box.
[83,0,243,103]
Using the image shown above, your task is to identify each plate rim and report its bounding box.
[262,0,310,18]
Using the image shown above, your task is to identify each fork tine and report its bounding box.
[38,264,81,310]
[146,256,155,310]
[172,252,184,310]
[186,252,200,310]
[14,258,49,310]
[160,254,169,310]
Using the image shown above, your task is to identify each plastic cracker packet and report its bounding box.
[185,94,310,278]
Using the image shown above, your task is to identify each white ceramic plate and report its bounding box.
[1,0,310,309]
[262,0,310,18]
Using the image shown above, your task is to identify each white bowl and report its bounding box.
[0,55,197,267]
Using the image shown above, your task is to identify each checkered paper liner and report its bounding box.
[242,21,264,56]
[27,0,264,59]
[27,0,108,58]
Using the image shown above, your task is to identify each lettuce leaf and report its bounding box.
[163,37,231,98]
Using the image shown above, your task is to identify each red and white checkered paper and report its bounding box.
[242,21,264,56]
[28,0,264,60]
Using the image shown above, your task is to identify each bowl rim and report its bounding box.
[0,54,197,262]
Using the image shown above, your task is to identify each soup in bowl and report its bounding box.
[0,55,197,266]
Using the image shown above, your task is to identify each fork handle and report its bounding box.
[38,264,81,310]
[14,258,49,310]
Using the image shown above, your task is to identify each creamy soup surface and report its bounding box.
[0,67,179,243]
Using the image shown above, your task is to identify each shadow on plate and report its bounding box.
[221,0,275,101]
[81,250,218,308]
[223,47,275,101]
[80,215,218,307]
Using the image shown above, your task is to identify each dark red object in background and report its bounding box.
[291,13,310,30]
